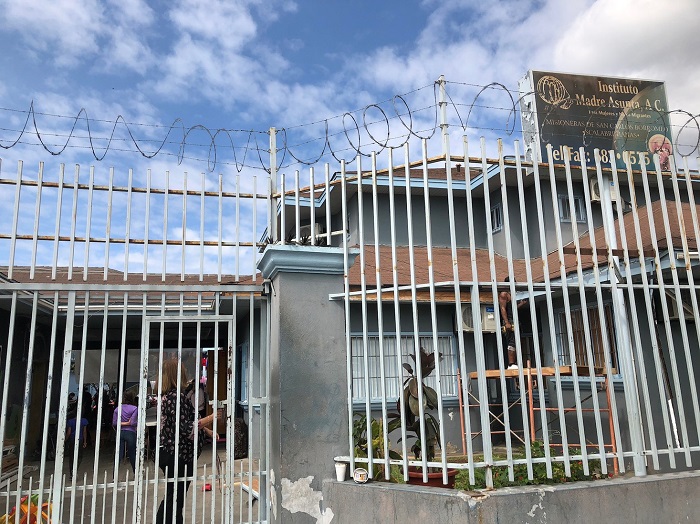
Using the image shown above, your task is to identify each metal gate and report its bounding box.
[0,161,270,523]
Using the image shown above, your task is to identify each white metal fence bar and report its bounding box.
[0,158,268,523]
[420,139,449,484]
[338,135,700,489]
[3,125,700,510]
[498,139,533,481]
[652,155,694,465]
[514,142,552,477]
[580,150,617,475]
[369,152,390,480]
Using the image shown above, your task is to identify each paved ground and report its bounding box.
[3,439,262,523]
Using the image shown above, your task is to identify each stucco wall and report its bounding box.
[323,470,700,523]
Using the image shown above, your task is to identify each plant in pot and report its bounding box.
[389,346,457,488]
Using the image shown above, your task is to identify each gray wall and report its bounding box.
[322,470,700,524]
[349,192,471,249]
[265,259,350,523]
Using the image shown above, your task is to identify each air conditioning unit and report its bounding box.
[461,303,474,331]
[589,178,617,203]
[665,289,695,321]
[460,303,498,333]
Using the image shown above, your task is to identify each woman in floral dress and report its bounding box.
[155,359,203,524]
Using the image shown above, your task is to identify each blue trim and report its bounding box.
[329,171,471,193]
[257,245,359,279]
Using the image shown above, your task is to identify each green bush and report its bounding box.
[454,442,601,490]
[352,414,402,480]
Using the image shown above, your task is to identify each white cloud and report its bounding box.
[108,0,155,25]
[2,0,699,176]
[169,0,258,51]
[99,24,156,74]
[0,0,157,73]
[553,0,700,110]
[98,0,157,75]
[151,0,299,111]
[1,0,105,66]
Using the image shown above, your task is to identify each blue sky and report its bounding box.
[1,0,698,173]
[0,0,699,275]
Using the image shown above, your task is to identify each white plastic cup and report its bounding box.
[335,462,347,481]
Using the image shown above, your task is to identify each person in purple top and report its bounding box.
[65,402,88,479]
[112,390,138,471]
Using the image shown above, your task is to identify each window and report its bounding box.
[351,335,457,403]
[556,304,618,371]
[558,195,586,223]
[491,203,503,233]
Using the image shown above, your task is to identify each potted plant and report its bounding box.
[390,346,457,487]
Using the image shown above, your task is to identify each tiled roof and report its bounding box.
[0,267,259,307]
[348,200,700,299]
[577,199,699,253]
[0,266,254,286]
[348,245,588,295]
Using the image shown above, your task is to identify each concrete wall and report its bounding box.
[322,470,700,523]
[260,246,352,523]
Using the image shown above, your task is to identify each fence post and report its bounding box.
[600,174,647,477]
[258,244,359,523]
[269,127,278,243]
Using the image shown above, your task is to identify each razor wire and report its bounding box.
[0,79,699,173]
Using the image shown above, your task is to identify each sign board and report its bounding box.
[519,70,671,170]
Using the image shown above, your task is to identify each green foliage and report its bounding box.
[453,442,602,490]
[389,464,406,484]
[353,413,401,480]
[389,347,442,463]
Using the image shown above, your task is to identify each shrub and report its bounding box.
[454,442,601,490]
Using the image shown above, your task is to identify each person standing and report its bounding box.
[155,360,203,524]
[65,402,88,479]
[499,279,527,370]
[112,390,138,472]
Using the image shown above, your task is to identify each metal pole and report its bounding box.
[269,127,278,243]
[602,163,647,477]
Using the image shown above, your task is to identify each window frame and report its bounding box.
[350,333,458,406]
[554,301,621,379]
[558,194,587,223]
[491,202,503,233]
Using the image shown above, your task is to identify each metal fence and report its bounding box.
[330,135,700,489]
[0,165,269,523]
[2,98,700,523]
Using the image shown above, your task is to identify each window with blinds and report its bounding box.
[351,335,457,402]
[556,303,618,371]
